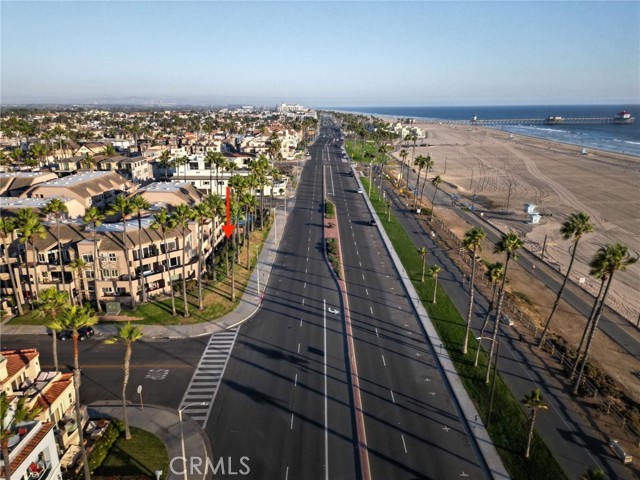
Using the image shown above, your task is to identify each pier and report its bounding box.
[422,111,635,126]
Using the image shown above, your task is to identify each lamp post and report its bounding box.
[178,402,206,480]
[477,336,500,428]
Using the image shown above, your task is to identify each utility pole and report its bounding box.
[540,234,548,261]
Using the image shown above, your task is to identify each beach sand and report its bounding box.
[392,122,640,322]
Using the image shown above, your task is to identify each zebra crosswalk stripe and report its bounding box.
[179,327,239,427]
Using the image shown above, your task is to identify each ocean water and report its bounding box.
[334,105,640,157]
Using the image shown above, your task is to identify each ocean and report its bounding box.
[333,105,640,157]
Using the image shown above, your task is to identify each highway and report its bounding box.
[206,127,357,479]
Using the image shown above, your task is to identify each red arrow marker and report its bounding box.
[222,186,235,238]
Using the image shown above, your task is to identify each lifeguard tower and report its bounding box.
[524,203,542,224]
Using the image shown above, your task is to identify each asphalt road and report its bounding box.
[0,334,205,409]
[206,127,358,480]
[324,128,485,479]
[380,166,637,479]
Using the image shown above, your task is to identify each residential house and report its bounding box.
[0,172,58,197]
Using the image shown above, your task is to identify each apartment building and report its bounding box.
[1,215,219,308]
[137,181,204,207]
[0,351,65,480]
[21,171,136,216]
[0,197,85,219]
[0,172,58,197]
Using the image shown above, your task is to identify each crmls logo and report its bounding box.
[170,456,251,476]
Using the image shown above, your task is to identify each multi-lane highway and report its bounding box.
[207,118,487,479]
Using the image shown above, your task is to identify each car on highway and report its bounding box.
[57,326,95,341]
[499,314,514,326]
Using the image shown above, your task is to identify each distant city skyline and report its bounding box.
[1,1,638,107]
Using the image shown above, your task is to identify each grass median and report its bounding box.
[361,178,567,480]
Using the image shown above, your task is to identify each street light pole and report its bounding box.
[178,402,206,480]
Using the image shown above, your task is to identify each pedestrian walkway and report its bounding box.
[2,203,291,339]
[88,401,213,480]
[179,327,239,426]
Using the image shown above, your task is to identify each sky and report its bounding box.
[1,1,639,107]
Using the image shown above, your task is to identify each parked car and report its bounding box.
[57,326,95,341]
[499,314,514,326]
[369,219,377,226]
[357,188,363,194]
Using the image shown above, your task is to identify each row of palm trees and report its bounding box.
[35,288,142,480]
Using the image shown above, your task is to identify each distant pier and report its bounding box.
[423,111,635,126]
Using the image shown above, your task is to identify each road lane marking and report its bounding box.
[375,327,379,337]
[290,412,294,429]
[304,282,306,289]
[390,389,395,403]
[381,355,386,367]
[297,343,301,353]
[401,434,408,453]
[369,306,373,314]
[294,374,298,387]
[302,299,305,305]
[285,466,289,480]
[359,261,362,267]
[365,288,369,295]
[362,274,365,280]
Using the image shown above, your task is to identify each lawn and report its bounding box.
[8,221,272,326]
[345,139,385,164]
[94,426,168,479]
[361,178,567,480]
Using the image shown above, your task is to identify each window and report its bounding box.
[42,272,49,279]
[189,162,199,170]
[85,270,95,279]
[100,252,117,262]
[82,254,94,263]
[102,287,114,294]
[161,240,177,253]
[101,269,119,279]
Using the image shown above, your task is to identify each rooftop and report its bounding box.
[138,181,192,193]
[39,170,114,188]
[0,197,73,209]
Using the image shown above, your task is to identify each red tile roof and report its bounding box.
[36,373,74,410]
[1,422,54,475]
[1,349,39,383]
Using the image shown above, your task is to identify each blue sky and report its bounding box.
[1,1,638,106]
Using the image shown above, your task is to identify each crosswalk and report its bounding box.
[179,327,239,427]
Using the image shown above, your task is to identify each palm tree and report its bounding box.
[103,143,117,157]
[69,257,86,304]
[103,322,143,440]
[203,193,225,281]
[572,244,637,395]
[538,212,593,346]
[0,216,24,315]
[242,193,259,268]
[171,204,194,317]
[83,206,105,312]
[417,247,428,282]
[44,198,72,301]
[474,262,504,367]
[580,467,607,480]
[50,305,99,480]
[1,393,43,480]
[419,155,434,204]
[204,150,218,195]
[157,150,172,180]
[462,227,487,354]
[151,209,178,316]
[430,175,442,221]
[81,153,96,170]
[193,202,212,310]
[398,148,408,185]
[523,388,548,459]
[36,287,69,372]
[16,209,47,306]
[429,265,442,304]
[569,262,608,380]
[174,155,188,182]
[486,233,523,383]
[413,155,427,210]
[106,196,136,308]
[129,196,151,304]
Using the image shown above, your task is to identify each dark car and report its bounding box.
[57,326,95,341]
[369,219,377,226]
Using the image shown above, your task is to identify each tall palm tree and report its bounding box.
[413,155,427,210]
[419,155,434,204]
[204,150,218,195]
[429,265,442,304]
[523,388,548,459]
[174,155,188,182]
[157,150,172,180]
[1,393,43,480]
[171,204,194,317]
[242,193,259,269]
[399,149,408,186]
[0,216,24,315]
[151,209,178,316]
[474,262,504,367]
[103,322,143,440]
[569,263,608,380]
[106,196,136,308]
[538,212,593,346]
[36,287,69,372]
[462,227,487,355]
[83,206,105,312]
[16,209,47,306]
[203,193,225,281]
[486,233,523,383]
[50,305,99,480]
[193,202,212,310]
[129,196,151,304]
[44,198,72,301]
[430,175,442,221]
[572,244,637,395]
[417,247,428,282]
[69,257,86,304]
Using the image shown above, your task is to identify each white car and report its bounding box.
[499,314,514,326]
[357,188,363,194]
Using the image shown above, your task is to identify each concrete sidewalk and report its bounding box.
[89,402,213,480]
[2,204,290,339]
[355,172,510,479]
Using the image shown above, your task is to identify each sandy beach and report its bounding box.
[391,122,640,322]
